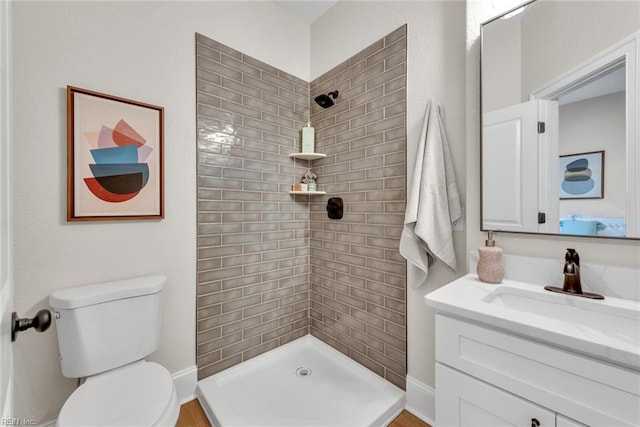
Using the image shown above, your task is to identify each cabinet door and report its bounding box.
[436,364,555,427]
[557,414,588,427]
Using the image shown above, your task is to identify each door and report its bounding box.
[436,364,556,427]
[482,100,559,233]
[482,100,540,232]
[0,0,13,419]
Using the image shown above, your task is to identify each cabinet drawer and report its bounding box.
[436,363,555,427]
[557,415,588,427]
[436,314,640,427]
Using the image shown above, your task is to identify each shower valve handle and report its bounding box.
[11,309,52,342]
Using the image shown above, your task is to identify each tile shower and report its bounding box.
[196,26,407,388]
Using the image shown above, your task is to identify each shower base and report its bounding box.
[196,335,405,427]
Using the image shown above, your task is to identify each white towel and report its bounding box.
[400,99,461,285]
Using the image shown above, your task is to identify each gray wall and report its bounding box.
[521,1,640,98]
[559,91,626,217]
[308,26,407,389]
[196,27,407,385]
[196,33,311,379]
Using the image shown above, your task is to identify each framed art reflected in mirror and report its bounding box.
[559,151,604,200]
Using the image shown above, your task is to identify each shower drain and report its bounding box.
[295,367,312,377]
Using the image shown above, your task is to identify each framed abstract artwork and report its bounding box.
[559,150,604,200]
[67,86,164,221]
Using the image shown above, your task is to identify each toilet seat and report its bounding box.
[57,361,179,426]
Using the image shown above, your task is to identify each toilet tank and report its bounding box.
[49,275,165,378]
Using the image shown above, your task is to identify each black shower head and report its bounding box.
[314,90,339,108]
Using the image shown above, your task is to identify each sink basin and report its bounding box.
[483,286,640,349]
[425,275,640,370]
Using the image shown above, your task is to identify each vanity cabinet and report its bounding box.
[434,314,639,427]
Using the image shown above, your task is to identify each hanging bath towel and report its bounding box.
[399,99,461,286]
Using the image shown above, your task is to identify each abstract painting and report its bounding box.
[559,150,604,199]
[67,86,164,220]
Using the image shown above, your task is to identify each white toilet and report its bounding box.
[49,275,180,426]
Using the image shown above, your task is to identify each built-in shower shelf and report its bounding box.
[288,153,327,161]
[289,191,327,195]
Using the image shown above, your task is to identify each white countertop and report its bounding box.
[425,274,640,371]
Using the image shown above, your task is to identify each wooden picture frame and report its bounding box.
[67,86,164,221]
[559,150,604,200]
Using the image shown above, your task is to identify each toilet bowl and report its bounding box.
[50,275,180,426]
[57,361,179,426]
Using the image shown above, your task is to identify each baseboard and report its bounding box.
[173,365,198,405]
[405,374,435,426]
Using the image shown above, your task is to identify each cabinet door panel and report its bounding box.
[557,414,588,427]
[436,364,555,427]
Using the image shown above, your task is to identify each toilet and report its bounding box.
[49,275,180,426]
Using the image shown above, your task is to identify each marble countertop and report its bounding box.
[425,274,640,371]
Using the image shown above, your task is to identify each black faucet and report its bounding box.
[544,248,604,299]
[562,248,583,294]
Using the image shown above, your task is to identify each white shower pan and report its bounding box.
[196,335,405,427]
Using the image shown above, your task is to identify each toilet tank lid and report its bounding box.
[49,275,166,310]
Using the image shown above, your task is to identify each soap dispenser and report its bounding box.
[476,231,504,283]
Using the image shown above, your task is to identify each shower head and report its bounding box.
[314,91,339,108]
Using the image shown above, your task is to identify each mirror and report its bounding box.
[481,0,640,239]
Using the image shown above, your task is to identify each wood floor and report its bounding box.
[177,399,431,427]
[177,400,210,427]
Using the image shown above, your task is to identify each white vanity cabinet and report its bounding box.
[434,314,639,427]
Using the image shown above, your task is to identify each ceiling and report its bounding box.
[558,66,625,106]
[272,1,338,24]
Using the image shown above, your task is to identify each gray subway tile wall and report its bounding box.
[309,25,407,389]
[196,33,311,379]
[196,26,406,387]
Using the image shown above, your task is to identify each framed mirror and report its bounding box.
[481,0,640,239]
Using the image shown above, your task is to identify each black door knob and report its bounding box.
[11,309,52,342]
[531,418,540,427]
